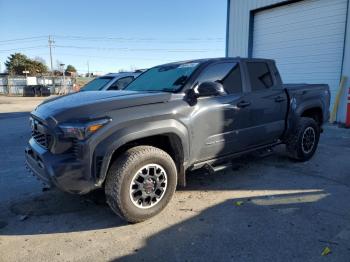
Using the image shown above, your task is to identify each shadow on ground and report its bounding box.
[0,148,342,236]
[115,190,350,262]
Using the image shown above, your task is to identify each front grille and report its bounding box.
[31,119,51,150]
[32,130,51,149]
[71,139,79,157]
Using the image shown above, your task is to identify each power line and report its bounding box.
[0,36,47,43]
[53,35,224,43]
[32,52,177,62]
[0,45,47,52]
[49,52,174,61]
[0,35,224,45]
[0,38,47,46]
[0,45,221,53]
[54,45,220,53]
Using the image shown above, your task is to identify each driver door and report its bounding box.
[189,62,251,163]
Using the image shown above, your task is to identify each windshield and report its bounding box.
[80,77,113,91]
[124,62,199,92]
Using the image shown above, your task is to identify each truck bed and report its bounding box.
[283,83,330,128]
[283,83,329,92]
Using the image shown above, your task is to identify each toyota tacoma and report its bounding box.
[25,58,330,223]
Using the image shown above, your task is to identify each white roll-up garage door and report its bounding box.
[252,0,348,106]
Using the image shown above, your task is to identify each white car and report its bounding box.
[80,72,142,91]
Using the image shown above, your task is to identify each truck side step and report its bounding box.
[204,163,232,175]
[192,141,281,171]
[253,147,274,158]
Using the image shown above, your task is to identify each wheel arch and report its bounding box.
[300,107,323,127]
[284,99,324,141]
[295,99,324,126]
[94,120,189,187]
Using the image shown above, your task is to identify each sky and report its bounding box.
[0,0,227,74]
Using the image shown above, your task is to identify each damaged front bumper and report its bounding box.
[25,137,98,194]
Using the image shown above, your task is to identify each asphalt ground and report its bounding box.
[0,96,350,261]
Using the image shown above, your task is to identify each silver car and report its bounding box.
[80,72,141,91]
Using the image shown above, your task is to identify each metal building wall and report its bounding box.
[226,0,350,123]
[226,0,283,57]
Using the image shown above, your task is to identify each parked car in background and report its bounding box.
[23,85,50,97]
[79,72,142,91]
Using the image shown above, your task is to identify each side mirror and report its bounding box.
[197,81,226,97]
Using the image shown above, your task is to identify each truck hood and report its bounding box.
[33,90,171,122]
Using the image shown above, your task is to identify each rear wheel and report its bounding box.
[105,146,177,223]
[286,117,320,161]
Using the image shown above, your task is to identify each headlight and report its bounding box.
[59,118,111,140]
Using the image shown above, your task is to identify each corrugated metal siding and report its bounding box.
[227,0,284,57]
[252,0,348,107]
[227,0,350,123]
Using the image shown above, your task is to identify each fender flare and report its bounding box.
[94,119,190,187]
[285,98,324,139]
[295,100,324,117]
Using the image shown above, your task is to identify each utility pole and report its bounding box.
[48,35,55,72]
[48,35,55,93]
[87,61,90,77]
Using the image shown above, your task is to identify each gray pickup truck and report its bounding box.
[25,58,330,223]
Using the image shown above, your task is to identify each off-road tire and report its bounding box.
[286,117,320,161]
[105,146,177,223]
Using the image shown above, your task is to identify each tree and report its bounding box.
[34,56,46,65]
[5,53,48,75]
[53,70,63,76]
[5,53,29,75]
[55,60,64,71]
[32,60,48,74]
[65,64,77,74]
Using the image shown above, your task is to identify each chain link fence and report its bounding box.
[0,75,92,96]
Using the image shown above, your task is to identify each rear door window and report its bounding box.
[246,62,274,91]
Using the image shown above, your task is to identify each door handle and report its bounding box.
[274,96,286,102]
[237,100,251,108]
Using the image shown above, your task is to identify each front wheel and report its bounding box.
[286,117,320,161]
[105,146,177,223]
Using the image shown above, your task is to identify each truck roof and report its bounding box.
[104,72,141,77]
[157,57,275,67]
